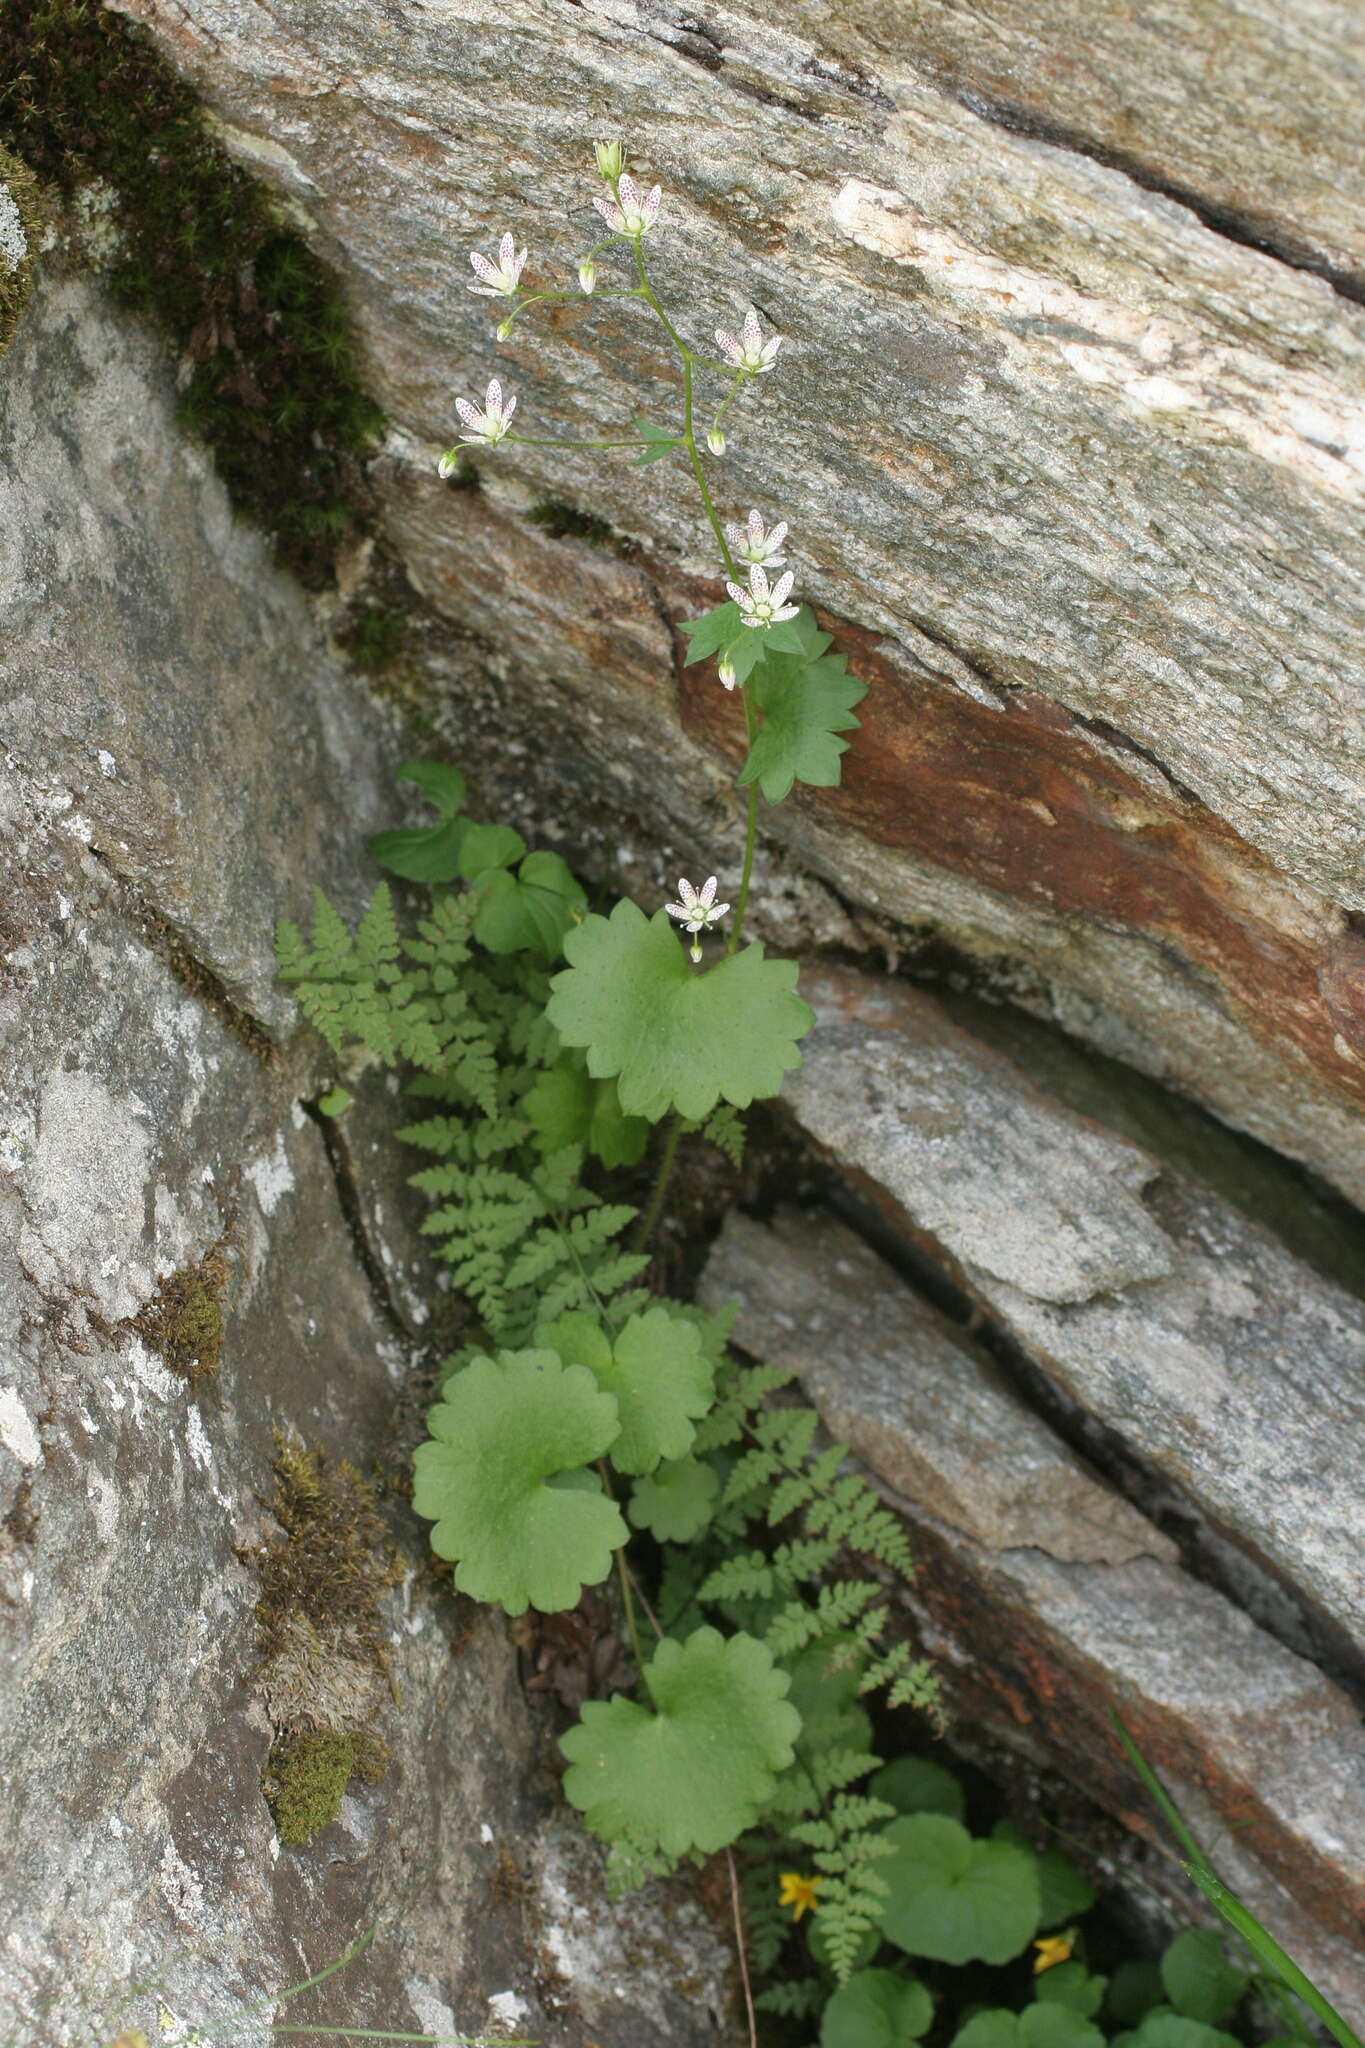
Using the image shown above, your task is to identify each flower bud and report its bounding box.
[707,426,726,455]
[594,139,625,182]
[495,317,514,341]
[437,449,460,479]
[717,657,738,691]
[578,259,597,295]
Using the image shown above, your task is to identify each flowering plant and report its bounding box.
[443,135,867,985]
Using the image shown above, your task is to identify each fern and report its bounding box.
[277,885,645,1346]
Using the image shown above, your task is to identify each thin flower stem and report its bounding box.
[727,1847,759,2048]
[505,433,665,450]
[729,755,760,954]
[503,286,646,324]
[633,1111,684,1249]
[615,1533,647,1674]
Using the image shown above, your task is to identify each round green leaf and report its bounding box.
[881,1814,1041,1966]
[539,1305,714,1474]
[1037,1847,1097,1929]
[1125,2014,1244,2048]
[546,900,812,1121]
[458,820,527,880]
[1106,1961,1165,2027]
[561,1626,801,1857]
[629,1456,720,1542]
[870,1757,966,1824]
[411,1348,625,1615]
[953,2007,1105,2048]
[1160,1931,1248,2025]
[472,848,586,958]
[822,1970,933,2048]
[1036,1963,1108,2018]
[368,760,468,881]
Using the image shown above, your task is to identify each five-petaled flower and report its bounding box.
[777,1872,822,1921]
[725,509,789,568]
[1033,1931,1078,1976]
[716,307,782,374]
[727,563,799,628]
[665,875,730,961]
[467,231,528,298]
[593,173,662,238]
[450,377,518,451]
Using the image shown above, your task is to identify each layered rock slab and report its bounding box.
[0,271,727,2043]
[115,0,1365,1201]
[702,1207,1365,2013]
[778,967,1365,1677]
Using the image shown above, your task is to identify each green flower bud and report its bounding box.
[496,317,514,341]
[594,139,625,182]
[707,426,726,455]
[578,259,597,295]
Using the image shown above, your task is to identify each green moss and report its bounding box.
[0,144,43,354]
[0,0,383,587]
[249,1439,403,1841]
[264,1727,354,1846]
[524,497,613,546]
[131,1247,228,1382]
[250,1435,403,1674]
[337,602,408,675]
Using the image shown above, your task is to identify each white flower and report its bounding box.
[725,563,799,628]
[468,231,528,299]
[593,173,662,238]
[715,307,782,374]
[578,258,597,294]
[453,377,517,446]
[725,509,789,568]
[665,875,730,961]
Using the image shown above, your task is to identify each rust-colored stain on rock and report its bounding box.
[679,609,1365,1107]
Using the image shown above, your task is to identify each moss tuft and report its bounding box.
[0,144,43,354]
[336,602,408,675]
[0,0,382,587]
[263,1726,359,1846]
[131,1247,227,1381]
[249,1434,403,1689]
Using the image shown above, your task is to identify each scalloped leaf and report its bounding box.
[561,1626,801,1857]
[546,900,812,1121]
[822,1971,933,2048]
[539,1306,714,1474]
[411,1348,625,1615]
[871,1757,966,1823]
[738,618,866,804]
[952,2008,1105,2048]
[1035,1965,1108,2019]
[1160,1932,1249,2026]
[881,1814,1040,1966]
[524,1057,650,1168]
[471,848,586,958]
[368,759,468,881]
[629,1455,720,1542]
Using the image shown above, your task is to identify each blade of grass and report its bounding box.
[1108,1709,1214,1876]
[1184,1866,1363,2048]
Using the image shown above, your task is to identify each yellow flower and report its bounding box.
[778,1870,822,1921]
[1033,1930,1078,1975]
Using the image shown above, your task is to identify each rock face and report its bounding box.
[0,273,728,2043]
[112,0,1365,1203]
[701,1208,1365,2013]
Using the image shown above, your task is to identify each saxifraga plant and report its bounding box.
[275,138,1352,2047]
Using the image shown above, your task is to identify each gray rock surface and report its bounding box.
[781,967,1365,1673]
[0,271,728,2044]
[702,1207,1365,2013]
[113,0,1365,1206]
